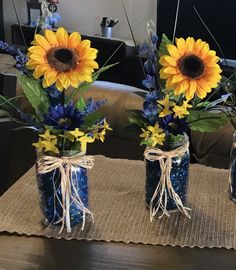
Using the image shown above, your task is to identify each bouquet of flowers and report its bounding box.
[0,27,113,155]
[131,23,227,150]
[129,23,229,220]
[0,27,113,232]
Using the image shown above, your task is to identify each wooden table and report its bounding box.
[1,233,236,270]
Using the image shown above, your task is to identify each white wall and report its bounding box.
[3,0,28,43]
[3,0,157,43]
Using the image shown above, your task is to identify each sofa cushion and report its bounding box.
[191,122,234,168]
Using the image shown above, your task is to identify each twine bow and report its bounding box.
[144,141,191,221]
[37,152,94,233]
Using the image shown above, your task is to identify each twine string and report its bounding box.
[144,141,191,221]
[37,153,94,233]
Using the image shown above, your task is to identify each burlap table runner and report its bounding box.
[0,155,235,249]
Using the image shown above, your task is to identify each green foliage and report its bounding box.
[18,75,50,120]
[0,109,10,118]
[82,112,103,131]
[158,34,172,59]
[128,111,147,128]
[76,97,86,111]
[187,111,228,132]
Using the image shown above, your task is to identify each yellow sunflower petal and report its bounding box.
[33,64,51,79]
[185,37,195,53]
[69,32,81,48]
[188,80,198,97]
[160,68,170,79]
[28,46,46,56]
[194,40,206,55]
[166,77,174,90]
[159,55,177,67]
[175,37,186,54]
[44,30,59,46]
[174,80,189,95]
[162,67,178,75]
[34,34,51,50]
[55,80,64,91]
[166,44,180,58]
[199,43,210,59]
[56,27,69,46]
[29,53,46,64]
[171,74,184,84]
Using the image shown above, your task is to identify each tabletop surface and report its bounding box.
[1,157,236,269]
[1,233,236,270]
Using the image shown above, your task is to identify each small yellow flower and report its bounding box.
[103,119,112,131]
[150,133,165,147]
[182,100,193,111]
[140,128,150,140]
[33,136,59,154]
[140,123,165,147]
[39,129,57,141]
[68,128,85,141]
[32,139,45,152]
[173,100,192,118]
[97,129,107,142]
[147,122,164,135]
[42,139,59,154]
[78,135,95,152]
[158,95,175,117]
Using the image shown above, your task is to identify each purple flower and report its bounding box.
[84,98,106,114]
[43,102,84,131]
[142,74,156,90]
[159,115,189,136]
[142,90,162,124]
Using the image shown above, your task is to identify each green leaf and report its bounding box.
[82,112,103,131]
[187,111,228,132]
[128,112,146,128]
[76,97,86,111]
[18,75,50,120]
[0,109,10,118]
[158,34,172,59]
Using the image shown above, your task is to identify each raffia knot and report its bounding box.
[144,141,191,221]
[37,152,94,233]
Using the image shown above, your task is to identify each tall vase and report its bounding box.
[229,131,236,201]
[36,152,94,232]
[145,134,190,219]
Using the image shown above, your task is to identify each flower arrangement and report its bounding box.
[0,27,113,155]
[129,23,230,220]
[130,23,228,149]
[0,27,115,232]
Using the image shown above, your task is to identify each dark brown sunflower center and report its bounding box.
[46,47,78,72]
[178,54,205,79]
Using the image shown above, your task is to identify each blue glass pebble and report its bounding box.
[37,165,88,227]
[146,152,190,211]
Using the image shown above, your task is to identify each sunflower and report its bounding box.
[26,27,99,91]
[159,37,222,100]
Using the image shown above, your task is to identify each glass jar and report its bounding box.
[36,152,89,228]
[145,134,190,213]
[229,131,236,201]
